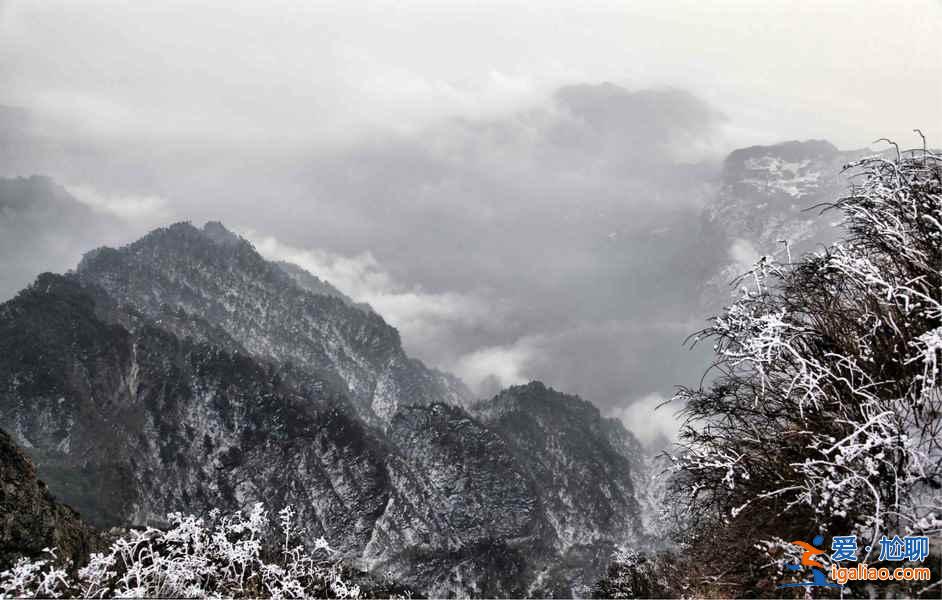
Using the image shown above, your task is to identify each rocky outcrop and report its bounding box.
[0,428,98,570]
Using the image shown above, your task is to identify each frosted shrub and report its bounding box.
[670,141,942,593]
[0,504,360,599]
[593,547,685,599]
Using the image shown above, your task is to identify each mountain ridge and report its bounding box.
[75,220,473,424]
[1,219,648,597]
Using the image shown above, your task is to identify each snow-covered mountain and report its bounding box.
[0,135,879,594]
[0,217,646,597]
[700,139,868,305]
[75,221,473,424]
[473,383,645,595]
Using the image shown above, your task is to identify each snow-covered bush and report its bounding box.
[0,504,364,599]
[593,548,686,599]
[669,141,941,593]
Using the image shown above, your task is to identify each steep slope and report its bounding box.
[0,274,392,550]
[0,427,98,570]
[75,221,471,422]
[0,271,646,597]
[1,216,653,597]
[369,403,554,597]
[473,382,644,597]
[276,260,372,313]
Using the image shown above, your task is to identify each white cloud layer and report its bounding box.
[67,184,172,223]
[610,392,680,449]
[246,233,497,368]
[729,238,760,273]
[452,338,537,394]
[2,0,937,423]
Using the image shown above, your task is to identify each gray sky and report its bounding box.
[2,1,939,148]
[1,0,939,445]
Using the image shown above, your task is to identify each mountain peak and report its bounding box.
[160,220,201,236]
[728,139,839,162]
[136,220,252,253]
[201,221,243,247]
[74,221,471,422]
[517,379,550,393]
[1,216,645,596]
[486,380,602,420]
[472,380,644,570]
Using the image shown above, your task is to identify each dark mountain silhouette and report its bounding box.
[0,219,646,597]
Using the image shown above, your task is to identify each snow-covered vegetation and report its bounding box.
[637,140,941,595]
[0,504,370,599]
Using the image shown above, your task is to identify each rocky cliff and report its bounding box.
[0,427,98,571]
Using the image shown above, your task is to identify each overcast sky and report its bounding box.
[2,1,939,147]
[1,1,939,445]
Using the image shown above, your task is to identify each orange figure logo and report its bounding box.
[779,534,842,590]
[792,537,826,569]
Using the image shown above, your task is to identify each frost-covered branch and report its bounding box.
[0,504,366,599]
[669,144,942,592]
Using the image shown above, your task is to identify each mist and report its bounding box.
[1,0,939,442]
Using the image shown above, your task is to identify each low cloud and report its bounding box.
[610,392,681,450]
[452,338,537,395]
[2,80,726,418]
[228,83,724,408]
[0,177,163,300]
[67,184,173,224]
[247,233,499,369]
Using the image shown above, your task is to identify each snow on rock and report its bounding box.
[0,225,650,598]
